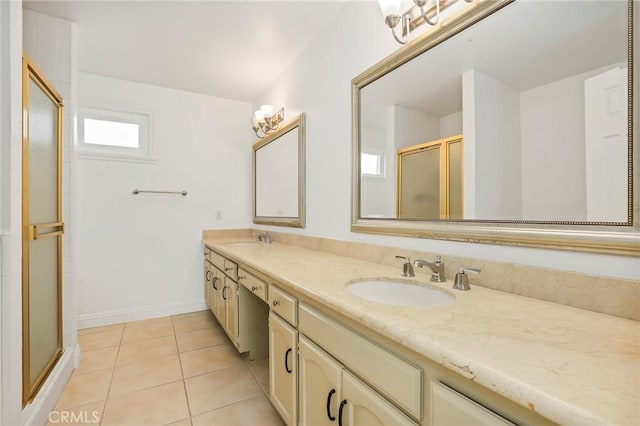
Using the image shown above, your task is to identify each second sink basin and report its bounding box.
[346,279,455,307]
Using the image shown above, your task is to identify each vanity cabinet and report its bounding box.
[299,336,417,426]
[298,306,419,426]
[221,275,239,344]
[269,311,298,426]
[203,255,213,308]
[268,285,298,425]
[430,382,514,426]
[204,248,269,360]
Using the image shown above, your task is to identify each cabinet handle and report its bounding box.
[206,270,212,281]
[272,299,280,307]
[338,400,347,426]
[212,276,219,290]
[326,389,336,421]
[222,286,228,300]
[238,275,246,281]
[284,348,292,373]
[225,266,233,272]
[251,286,258,292]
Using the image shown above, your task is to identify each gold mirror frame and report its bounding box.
[253,113,306,228]
[352,0,639,256]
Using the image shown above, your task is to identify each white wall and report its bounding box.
[253,1,638,281]
[0,2,23,424]
[520,70,588,221]
[440,111,462,138]
[76,72,252,327]
[463,70,522,220]
[390,105,440,149]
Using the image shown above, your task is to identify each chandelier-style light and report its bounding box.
[377,0,474,45]
[251,105,284,139]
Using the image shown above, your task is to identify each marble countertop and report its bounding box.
[203,237,639,426]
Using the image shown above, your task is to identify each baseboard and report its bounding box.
[77,300,208,329]
[22,347,76,426]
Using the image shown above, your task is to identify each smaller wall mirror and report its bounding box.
[253,113,306,227]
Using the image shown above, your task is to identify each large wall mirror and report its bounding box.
[352,0,638,255]
[254,113,306,227]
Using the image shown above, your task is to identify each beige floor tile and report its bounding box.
[117,335,177,367]
[165,418,192,426]
[78,323,124,336]
[185,364,262,416]
[173,312,218,335]
[191,395,283,426]
[180,344,242,378]
[75,346,118,376]
[121,319,174,344]
[109,354,183,397]
[78,329,123,352]
[46,400,105,426]
[126,316,173,329]
[246,358,269,395]
[55,370,112,410]
[176,327,227,353]
[101,381,189,426]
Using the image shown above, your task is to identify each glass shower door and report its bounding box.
[22,56,64,406]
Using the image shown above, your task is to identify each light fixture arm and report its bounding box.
[415,0,440,26]
[385,15,408,45]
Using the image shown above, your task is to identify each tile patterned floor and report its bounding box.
[49,310,282,426]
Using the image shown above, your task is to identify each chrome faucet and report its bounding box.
[413,256,446,282]
[252,231,272,244]
[395,256,415,277]
[453,267,481,291]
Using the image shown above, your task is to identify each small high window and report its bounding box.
[78,108,153,162]
[361,151,384,178]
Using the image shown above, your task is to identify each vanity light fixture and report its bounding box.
[251,105,284,139]
[377,0,474,44]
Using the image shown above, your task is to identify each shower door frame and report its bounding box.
[21,55,64,407]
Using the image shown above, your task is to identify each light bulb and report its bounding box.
[254,110,265,124]
[260,104,274,118]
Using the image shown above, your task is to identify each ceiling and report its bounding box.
[362,0,627,120]
[24,0,350,102]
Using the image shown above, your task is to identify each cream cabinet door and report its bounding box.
[204,261,212,308]
[298,336,342,426]
[269,312,297,426]
[431,382,515,426]
[223,277,238,344]
[341,371,417,426]
[211,268,224,323]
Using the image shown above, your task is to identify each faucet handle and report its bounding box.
[435,256,442,263]
[395,255,415,277]
[453,267,481,291]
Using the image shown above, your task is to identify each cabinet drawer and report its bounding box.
[269,285,297,326]
[211,250,238,280]
[204,246,211,262]
[210,251,225,272]
[431,382,515,426]
[299,303,422,420]
[238,267,267,302]
[224,259,238,281]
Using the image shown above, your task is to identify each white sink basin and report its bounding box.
[346,279,454,307]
